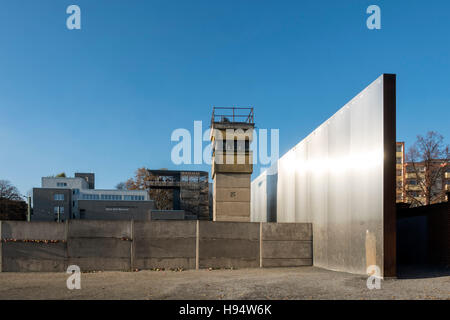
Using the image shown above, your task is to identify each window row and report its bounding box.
[80,194,145,201]
[54,194,64,201]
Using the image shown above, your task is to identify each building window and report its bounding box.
[82,194,100,200]
[54,194,64,201]
[57,182,67,187]
[396,157,402,164]
[53,206,64,214]
[396,145,402,152]
[123,195,144,201]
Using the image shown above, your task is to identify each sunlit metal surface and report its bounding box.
[251,74,396,276]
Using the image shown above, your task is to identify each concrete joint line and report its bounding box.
[195,220,199,270]
[259,222,262,268]
[130,220,135,271]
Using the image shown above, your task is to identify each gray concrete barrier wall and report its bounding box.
[134,221,196,269]
[0,220,312,272]
[0,221,66,272]
[261,223,312,267]
[67,220,132,271]
[199,221,260,268]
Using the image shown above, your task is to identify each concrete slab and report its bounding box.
[2,242,66,272]
[2,258,66,272]
[67,238,131,258]
[262,241,312,259]
[262,223,312,241]
[134,238,196,258]
[134,221,196,239]
[1,221,65,240]
[215,173,250,188]
[68,257,130,271]
[215,187,250,202]
[150,210,185,220]
[134,257,195,270]
[199,221,259,240]
[199,257,259,269]
[68,220,131,238]
[261,258,313,267]
[2,242,66,260]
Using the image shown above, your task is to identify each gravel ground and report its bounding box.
[0,266,448,300]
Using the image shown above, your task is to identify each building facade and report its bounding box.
[404,160,449,205]
[396,142,449,205]
[32,173,154,221]
[396,142,406,202]
[146,169,209,220]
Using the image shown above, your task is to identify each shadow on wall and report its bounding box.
[396,198,450,277]
[397,265,450,279]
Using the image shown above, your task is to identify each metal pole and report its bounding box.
[27,196,31,222]
[57,206,60,223]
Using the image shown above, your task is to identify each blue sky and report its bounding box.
[1,0,449,196]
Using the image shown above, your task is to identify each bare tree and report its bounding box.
[405,131,449,206]
[125,168,173,210]
[115,182,127,190]
[0,180,23,201]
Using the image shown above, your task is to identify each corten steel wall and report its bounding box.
[252,74,396,277]
[0,220,312,272]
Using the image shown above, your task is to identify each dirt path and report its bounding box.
[0,267,449,300]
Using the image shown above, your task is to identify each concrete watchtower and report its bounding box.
[210,107,254,221]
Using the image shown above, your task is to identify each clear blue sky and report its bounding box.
[1,0,449,196]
